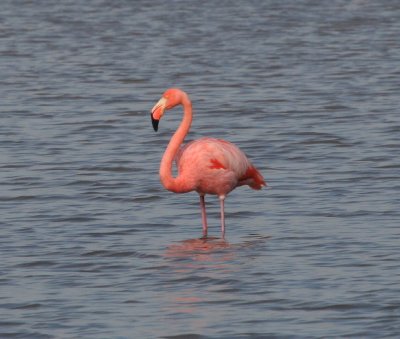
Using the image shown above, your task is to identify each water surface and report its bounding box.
[1,0,400,338]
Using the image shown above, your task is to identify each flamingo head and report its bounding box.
[150,88,185,132]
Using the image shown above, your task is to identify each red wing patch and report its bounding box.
[209,158,226,170]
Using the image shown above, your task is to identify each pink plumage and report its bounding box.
[151,88,266,238]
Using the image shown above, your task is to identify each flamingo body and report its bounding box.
[176,137,264,196]
[150,88,266,238]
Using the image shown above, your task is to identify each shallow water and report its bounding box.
[1,0,400,338]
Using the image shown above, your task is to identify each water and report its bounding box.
[1,0,400,337]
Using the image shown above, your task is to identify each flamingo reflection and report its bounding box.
[165,237,233,262]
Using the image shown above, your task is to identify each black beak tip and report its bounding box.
[151,113,159,132]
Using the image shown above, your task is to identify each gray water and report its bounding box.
[1,0,400,338]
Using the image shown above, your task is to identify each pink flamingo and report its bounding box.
[151,88,266,238]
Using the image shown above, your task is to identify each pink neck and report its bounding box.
[159,94,192,192]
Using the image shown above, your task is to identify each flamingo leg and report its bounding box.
[199,195,208,238]
[219,195,226,238]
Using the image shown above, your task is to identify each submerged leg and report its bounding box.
[199,195,208,238]
[219,195,226,238]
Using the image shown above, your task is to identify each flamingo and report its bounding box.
[150,88,266,238]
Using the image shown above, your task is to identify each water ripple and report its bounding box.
[1,0,400,338]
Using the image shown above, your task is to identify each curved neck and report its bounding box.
[159,95,192,193]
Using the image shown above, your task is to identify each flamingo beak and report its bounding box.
[151,97,167,132]
[151,113,159,132]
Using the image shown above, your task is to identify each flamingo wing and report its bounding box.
[175,137,265,195]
